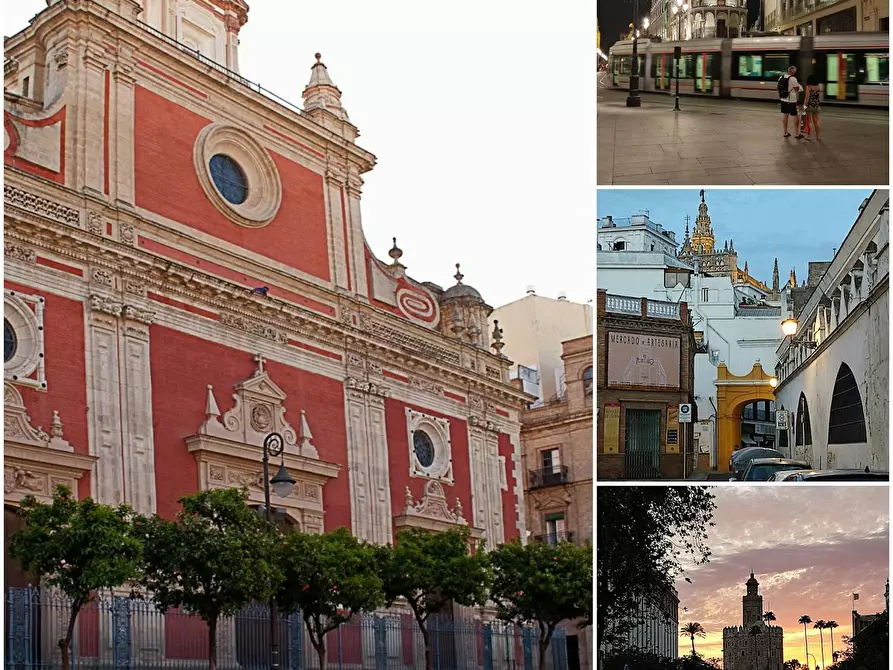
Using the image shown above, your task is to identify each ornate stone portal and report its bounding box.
[4,382,96,505]
[185,355,340,533]
[394,480,483,539]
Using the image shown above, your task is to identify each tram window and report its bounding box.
[763,55,790,78]
[738,55,761,77]
[677,54,693,78]
[864,54,889,84]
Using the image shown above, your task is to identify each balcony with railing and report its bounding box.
[528,466,570,489]
[533,531,576,546]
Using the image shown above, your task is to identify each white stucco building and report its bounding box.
[490,293,593,403]
[774,190,889,471]
[597,212,784,466]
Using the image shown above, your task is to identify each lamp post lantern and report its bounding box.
[262,432,296,670]
[626,0,642,107]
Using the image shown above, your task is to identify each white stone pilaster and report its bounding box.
[80,40,108,197]
[325,176,350,290]
[344,380,392,544]
[112,46,136,206]
[86,299,125,504]
[119,312,157,514]
[346,183,368,299]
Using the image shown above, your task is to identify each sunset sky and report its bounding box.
[675,487,889,668]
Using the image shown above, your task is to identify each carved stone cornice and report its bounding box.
[344,377,390,398]
[4,241,36,264]
[4,182,530,411]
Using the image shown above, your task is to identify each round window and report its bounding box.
[413,430,436,468]
[4,319,16,363]
[209,154,248,205]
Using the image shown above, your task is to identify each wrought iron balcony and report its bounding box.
[529,466,570,489]
[533,531,576,546]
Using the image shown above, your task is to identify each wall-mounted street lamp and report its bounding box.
[781,318,798,336]
[262,432,296,670]
[769,377,778,389]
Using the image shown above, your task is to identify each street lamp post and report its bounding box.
[262,432,296,670]
[672,0,690,111]
[626,0,642,107]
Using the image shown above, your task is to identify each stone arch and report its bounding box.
[715,363,776,471]
[828,362,867,444]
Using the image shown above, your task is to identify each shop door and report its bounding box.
[624,409,662,479]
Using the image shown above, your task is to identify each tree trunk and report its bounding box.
[690,634,696,656]
[419,622,434,670]
[59,600,82,670]
[315,635,328,670]
[803,625,809,670]
[208,616,218,670]
[538,625,554,670]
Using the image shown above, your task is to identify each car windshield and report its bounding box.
[746,464,805,481]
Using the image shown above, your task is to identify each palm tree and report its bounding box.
[750,624,763,670]
[783,661,802,670]
[680,621,707,656]
[798,615,812,667]
[826,620,839,660]
[813,620,826,669]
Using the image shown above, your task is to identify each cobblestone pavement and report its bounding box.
[597,81,889,186]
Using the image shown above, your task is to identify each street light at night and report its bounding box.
[769,377,778,389]
[626,0,642,108]
[781,318,798,336]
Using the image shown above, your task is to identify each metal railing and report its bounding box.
[532,532,576,547]
[6,588,568,670]
[133,21,312,122]
[528,467,570,489]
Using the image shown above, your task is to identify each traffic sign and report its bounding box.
[679,403,692,423]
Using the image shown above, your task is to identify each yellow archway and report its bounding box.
[716,363,776,471]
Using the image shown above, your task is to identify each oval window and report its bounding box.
[4,319,16,363]
[209,154,248,205]
[413,430,436,468]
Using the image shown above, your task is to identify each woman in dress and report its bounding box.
[802,73,822,141]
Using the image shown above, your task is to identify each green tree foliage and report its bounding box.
[137,488,281,670]
[489,538,592,670]
[276,528,385,670]
[9,486,142,670]
[376,527,489,670]
[597,487,715,648]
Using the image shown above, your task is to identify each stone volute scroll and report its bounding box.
[394,480,484,539]
[4,382,96,505]
[185,354,340,533]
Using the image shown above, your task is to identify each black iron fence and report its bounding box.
[6,587,568,670]
[532,533,576,547]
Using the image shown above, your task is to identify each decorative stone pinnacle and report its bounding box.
[253,353,267,377]
[454,263,464,284]
[51,410,64,438]
[389,237,403,264]
[315,52,322,63]
[491,320,505,355]
[450,308,465,336]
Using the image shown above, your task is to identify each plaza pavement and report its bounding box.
[597,82,889,186]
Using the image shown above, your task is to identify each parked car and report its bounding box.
[729,447,783,479]
[769,467,889,482]
[737,458,812,482]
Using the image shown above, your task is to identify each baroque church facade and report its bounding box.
[723,573,784,670]
[4,0,529,588]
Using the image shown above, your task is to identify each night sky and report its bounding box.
[599,0,763,49]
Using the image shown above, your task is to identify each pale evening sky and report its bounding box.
[2,1,597,310]
[676,486,889,666]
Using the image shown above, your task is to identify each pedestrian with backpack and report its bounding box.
[778,66,801,138]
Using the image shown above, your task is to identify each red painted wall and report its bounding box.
[149,326,350,530]
[383,399,473,528]
[3,282,90,499]
[132,87,330,282]
[498,433,519,542]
